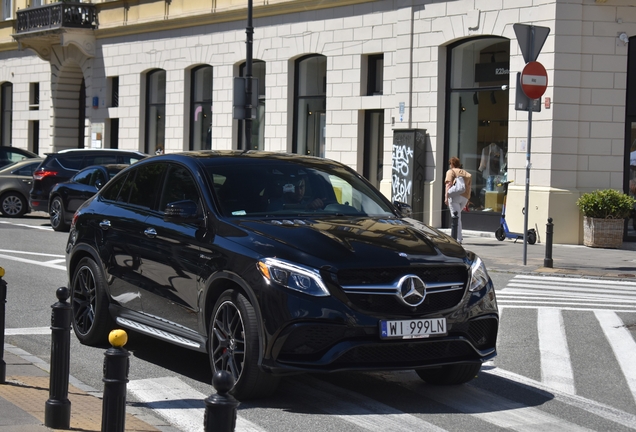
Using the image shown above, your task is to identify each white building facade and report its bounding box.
[1,0,635,244]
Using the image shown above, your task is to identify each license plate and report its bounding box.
[380,318,447,340]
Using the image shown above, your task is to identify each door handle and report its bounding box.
[99,220,111,230]
[144,228,157,238]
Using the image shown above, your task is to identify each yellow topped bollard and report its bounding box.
[108,329,128,347]
[102,329,130,432]
[0,266,5,278]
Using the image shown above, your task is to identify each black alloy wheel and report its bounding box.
[50,196,69,231]
[0,192,27,217]
[209,290,279,400]
[70,257,114,346]
[416,363,481,385]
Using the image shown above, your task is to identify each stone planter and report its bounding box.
[583,216,624,248]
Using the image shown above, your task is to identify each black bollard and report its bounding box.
[544,217,554,268]
[204,371,240,432]
[0,267,6,384]
[450,211,459,241]
[102,329,130,432]
[45,287,72,429]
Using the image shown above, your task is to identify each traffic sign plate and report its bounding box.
[520,61,548,100]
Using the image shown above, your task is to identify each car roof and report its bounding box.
[150,150,340,165]
[49,148,148,156]
[0,157,44,173]
[0,147,39,157]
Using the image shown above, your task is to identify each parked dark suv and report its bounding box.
[30,149,147,213]
[65,151,498,400]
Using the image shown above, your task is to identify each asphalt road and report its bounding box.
[2,214,636,431]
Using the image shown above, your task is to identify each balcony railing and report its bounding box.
[16,2,97,34]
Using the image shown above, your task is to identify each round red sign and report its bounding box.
[521,61,548,100]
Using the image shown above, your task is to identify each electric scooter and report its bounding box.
[494,180,537,244]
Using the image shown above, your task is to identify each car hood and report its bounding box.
[225,216,466,269]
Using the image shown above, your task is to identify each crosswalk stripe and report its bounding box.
[294,378,447,432]
[503,284,636,296]
[0,253,66,271]
[127,377,265,432]
[497,275,636,311]
[484,368,636,430]
[512,275,636,288]
[4,327,50,335]
[538,308,575,393]
[594,310,636,407]
[384,372,593,431]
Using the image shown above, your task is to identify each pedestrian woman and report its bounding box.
[445,157,472,244]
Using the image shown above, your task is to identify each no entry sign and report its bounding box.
[520,61,548,100]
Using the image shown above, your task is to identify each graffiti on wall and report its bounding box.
[392,141,413,203]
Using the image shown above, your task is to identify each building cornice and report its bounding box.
[95,0,374,39]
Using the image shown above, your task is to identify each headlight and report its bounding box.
[468,256,490,292]
[257,258,330,297]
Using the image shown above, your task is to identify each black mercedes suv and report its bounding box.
[65,151,498,400]
[29,148,147,213]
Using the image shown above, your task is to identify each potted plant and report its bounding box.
[576,189,635,248]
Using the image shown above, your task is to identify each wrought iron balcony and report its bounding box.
[16,2,97,34]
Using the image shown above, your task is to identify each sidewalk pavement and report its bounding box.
[0,344,171,432]
[1,233,636,431]
[456,230,636,280]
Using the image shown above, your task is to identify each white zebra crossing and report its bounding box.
[497,275,636,312]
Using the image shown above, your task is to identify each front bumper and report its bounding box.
[258,280,499,375]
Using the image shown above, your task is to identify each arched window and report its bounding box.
[238,60,265,150]
[145,69,166,154]
[293,55,326,157]
[190,65,213,151]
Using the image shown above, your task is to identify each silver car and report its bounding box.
[0,158,44,217]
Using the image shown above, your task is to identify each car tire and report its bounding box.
[50,196,69,232]
[495,227,506,241]
[415,363,481,385]
[209,289,280,401]
[70,257,114,346]
[0,191,27,218]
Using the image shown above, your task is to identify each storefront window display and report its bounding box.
[628,123,636,238]
[445,37,510,230]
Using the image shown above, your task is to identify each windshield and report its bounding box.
[203,158,395,218]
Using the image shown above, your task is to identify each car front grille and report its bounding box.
[337,266,466,286]
[335,265,468,316]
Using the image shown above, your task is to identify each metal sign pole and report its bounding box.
[522,26,536,266]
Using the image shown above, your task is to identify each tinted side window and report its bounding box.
[101,172,128,201]
[87,155,118,166]
[128,163,167,209]
[90,169,107,187]
[73,168,95,185]
[57,155,84,170]
[121,155,144,164]
[13,162,41,176]
[159,165,199,210]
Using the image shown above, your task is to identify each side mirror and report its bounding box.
[164,200,201,223]
[393,201,413,218]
